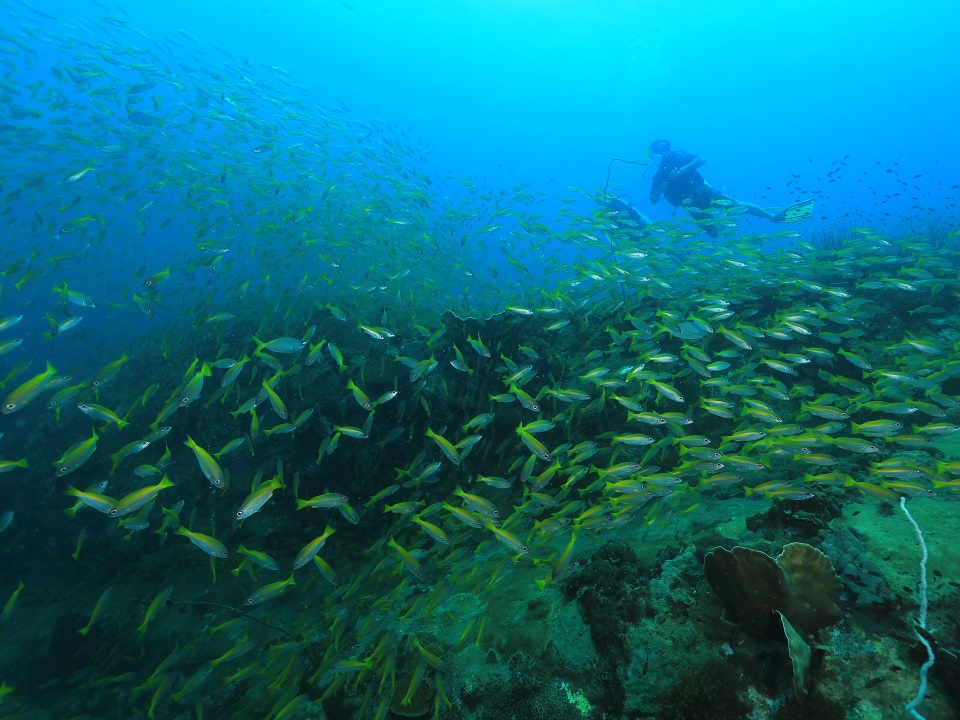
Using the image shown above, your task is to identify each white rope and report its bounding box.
[900,497,934,720]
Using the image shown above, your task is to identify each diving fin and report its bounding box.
[774,198,814,223]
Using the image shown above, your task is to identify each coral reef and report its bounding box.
[744,490,844,541]
[562,541,648,661]
[773,691,847,720]
[622,621,720,717]
[817,527,890,610]
[458,650,595,720]
[391,658,434,717]
[653,658,750,720]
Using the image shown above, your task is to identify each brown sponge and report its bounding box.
[704,542,841,640]
[777,542,842,638]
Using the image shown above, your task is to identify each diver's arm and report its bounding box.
[649,172,667,203]
[671,155,705,177]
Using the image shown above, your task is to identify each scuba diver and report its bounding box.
[647,138,814,237]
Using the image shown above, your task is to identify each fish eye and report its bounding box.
[59,467,68,473]
[5,403,14,410]
[236,511,243,518]
[521,546,529,553]
[245,597,255,605]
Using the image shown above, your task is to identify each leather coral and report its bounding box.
[703,542,842,640]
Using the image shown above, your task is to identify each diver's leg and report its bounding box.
[705,186,777,222]
[687,208,720,238]
[733,200,777,221]
[607,197,652,228]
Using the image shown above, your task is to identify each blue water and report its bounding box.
[26,0,960,220]
[135,0,960,198]
[1,1,959,718]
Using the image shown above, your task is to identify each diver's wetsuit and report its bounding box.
[650,150,729,235]
[651,151,727,207]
